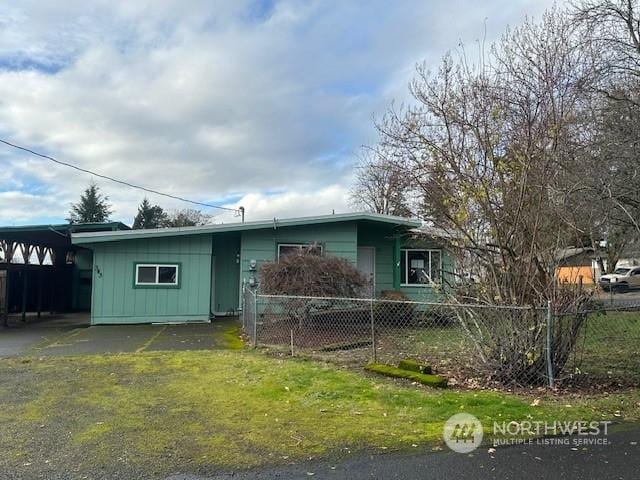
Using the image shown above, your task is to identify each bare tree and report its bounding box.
[571,88,640,270]
[162,209,212,227]
[570,1,640,269]
[350,146,413,216]
[381,9,594,306]
[573,0,640,104]
[369,8,600,384]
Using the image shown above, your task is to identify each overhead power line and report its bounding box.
[0,138,239,213]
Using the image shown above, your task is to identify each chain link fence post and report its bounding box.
[252,292,258,348]
[546,300,555,388]
[370,298,377,363]
[241,283,245,330]
[290,328,294,356]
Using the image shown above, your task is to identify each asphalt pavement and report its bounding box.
[167,427,640,480]
[0,314,238,357]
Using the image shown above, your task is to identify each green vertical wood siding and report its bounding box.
[240,222,359,293]
[82,218,453,323]
[90,234,212,324]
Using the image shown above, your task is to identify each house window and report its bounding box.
[400,249,442,286]
[134,263,179,287]
[277,243,323,261]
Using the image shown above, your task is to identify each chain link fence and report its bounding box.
[241,284,257,347]
[559,301,640,387]
[242,288,640,389]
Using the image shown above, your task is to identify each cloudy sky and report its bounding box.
[0,0,555,225]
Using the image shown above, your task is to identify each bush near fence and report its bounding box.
[242,287,640,389]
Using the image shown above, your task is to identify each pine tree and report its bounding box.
[132,198,167,229]
[67,182,113,224]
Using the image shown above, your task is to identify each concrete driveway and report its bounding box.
[0,316,241,357]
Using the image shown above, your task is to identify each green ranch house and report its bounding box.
[71,212,454,325]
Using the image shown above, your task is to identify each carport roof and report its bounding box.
[71,212,422,245]
[0,222,130,248]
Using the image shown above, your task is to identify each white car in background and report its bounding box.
[599,266,640,292]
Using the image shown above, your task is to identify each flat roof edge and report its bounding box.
[71,212,421,245]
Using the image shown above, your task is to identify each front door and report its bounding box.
[357,247,375,297]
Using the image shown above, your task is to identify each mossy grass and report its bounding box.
[365,363,447,388]
[0,350,636,477]
[398,359,432,374]
[220,324,245,349]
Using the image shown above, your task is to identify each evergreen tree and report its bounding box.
[132,198,167,229]
[68,182,112,223]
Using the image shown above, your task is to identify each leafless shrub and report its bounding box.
[259,251,368,329]
[449,288,597,386]
[259,249,367,298]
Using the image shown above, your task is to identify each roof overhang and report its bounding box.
[410,225,463,241]
[0,222,130,249]
[71,212,421,245]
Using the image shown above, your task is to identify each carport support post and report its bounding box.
[21,271,27,322]
[49,271,55,315]
[546,300,555,388]
[37,270,43,318]
[2,266,9,327]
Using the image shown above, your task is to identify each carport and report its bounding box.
[0,222,128,327]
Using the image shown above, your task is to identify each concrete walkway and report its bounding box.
[0,316,240,357]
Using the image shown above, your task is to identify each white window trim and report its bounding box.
[400,249,442,287]
[135,263,180,286]
[277,243,323,261]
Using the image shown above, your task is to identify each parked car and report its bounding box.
[599,266,640,292]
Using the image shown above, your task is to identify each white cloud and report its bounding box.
[217,184,352,223]
[0,0,556,226]
[0,190,61,224]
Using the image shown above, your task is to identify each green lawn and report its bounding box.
[0,349,638,477]
[376,310,640,386]
[570,311,640,382]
